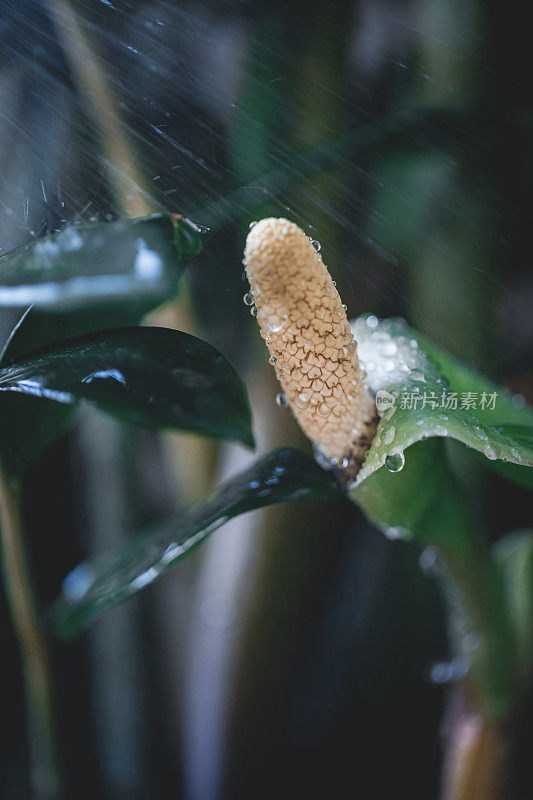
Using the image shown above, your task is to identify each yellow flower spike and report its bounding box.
[244,217,377,478]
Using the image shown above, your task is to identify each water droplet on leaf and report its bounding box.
[381,426,396,445]
[385,452,405,472]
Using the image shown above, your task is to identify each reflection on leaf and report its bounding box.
[0,213,206,310]
[0,327,253,449]
[49,448,342,638]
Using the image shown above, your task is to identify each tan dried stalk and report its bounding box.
[245,218,377,476]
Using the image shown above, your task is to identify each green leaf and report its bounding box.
[0,214,206,472]
[493,530,533,678]
[49,448,342,638]
[0,213,206,311]
[350,315,533,489]
[0,327,253,451]
[352,438,516,718]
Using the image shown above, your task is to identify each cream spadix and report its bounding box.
[244,218,377,476]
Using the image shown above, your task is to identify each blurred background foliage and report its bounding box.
[0,0,532,797]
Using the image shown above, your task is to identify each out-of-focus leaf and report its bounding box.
[350,315,533,489]
[0,213,205,311]
[0,327,253,451]
[49,448,342,638]
[353,437,515,718]
[0,214,206,472]
[493,530,533,678]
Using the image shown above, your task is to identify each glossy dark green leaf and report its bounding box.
[49,448,342,638]
[0,214,207,473]
[349,315,533,490]
[0,327,253,449]
[0,213,206,311]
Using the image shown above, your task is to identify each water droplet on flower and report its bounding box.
[276,393,287,407]
[342,304,347,311]
[249,221,257,229]
[309,238,321,252]
[250,306,258,316]
[385,452,405,472]
[268,356,277,366]
[381,426,396,445]
[366,315,379,329]
[243,291,254,306]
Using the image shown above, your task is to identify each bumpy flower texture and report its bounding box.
[244,218,377,476]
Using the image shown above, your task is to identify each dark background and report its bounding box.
[0,0,532,797]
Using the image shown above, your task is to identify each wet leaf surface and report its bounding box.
[0,214,207,472]
[49,448,342,638]
[0,213,206,310]
[0,326,253,450]
[350,315,533,490]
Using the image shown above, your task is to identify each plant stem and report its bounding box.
[440,694,507,800]
[0,462,62,799]
[419,462,514,799]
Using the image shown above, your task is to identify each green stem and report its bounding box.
[0,462,62,798]
[420,459,516,721]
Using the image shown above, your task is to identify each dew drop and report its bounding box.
[419,546,447,575]
[429,657,470,685]
[409,369,425,382]
[276,393,288,407]
[295,393,310,409]
[342,304,348,311]
[243,291,254,306]
[249,221,257,229]
[309,238,321,252]
[385,452,405,472]
[268,356,277,366]
[250,306,258,317]
[381,426,396,445]
[384,526,406,541]
[483,444,498,460]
